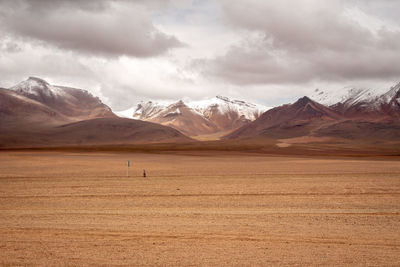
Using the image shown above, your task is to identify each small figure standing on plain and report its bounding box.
[143,169,146,178]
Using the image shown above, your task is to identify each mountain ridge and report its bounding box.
[0,77,192,147]
[311,82,400,118]
[2,77,400,148]
[10,77,115,120]
[226,82,400,142]
[225,96,342,139]
[116,96,270,137]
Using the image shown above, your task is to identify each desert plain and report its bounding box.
[0,150,399,266]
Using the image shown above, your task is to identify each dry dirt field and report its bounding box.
[0,151,399,266]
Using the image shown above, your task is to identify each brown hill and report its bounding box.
[119,96,268,137]
[318,83,400,120]
[1,78,192,148]
[314,119,400,141]
[225,97,342,139]
[10,77,115,120]
[0,88,67,128]
[0,117,192,148]
[1,76,115,131]
[143,101,219,136]
[225,90,400,147]
[200,103,251,132]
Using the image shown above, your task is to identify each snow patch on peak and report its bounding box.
[343,88,377,106]
[377,82,400,107]
[382,83,400,100]
[188,96,269,121]
[117,96,270,122]
[115,107,137,119]
[311,83,400,112]
[311,87,383,107]
[131,100,169,120]
[169,100,186,108]
[214,95,259,108]
[27,76,49,85]
[10,77,65,97]
[216,95,230,102]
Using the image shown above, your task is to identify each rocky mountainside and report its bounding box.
[0,77,191,147]
[0,87,67,128]
[226,97,342,139]
[226,83,400,142]
[311,83,400,118]
[117,96,269,136]
[10,77,115,120]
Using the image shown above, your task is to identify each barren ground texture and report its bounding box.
[0,151,399,266]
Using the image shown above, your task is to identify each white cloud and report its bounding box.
[0,0,184,57]
[201,0,400,86]
[1,0,400,110]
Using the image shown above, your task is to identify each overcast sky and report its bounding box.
[1,0,400,110]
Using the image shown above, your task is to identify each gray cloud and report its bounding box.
[199,0,400,85]
[0,0,184,57]
[0,48,95,88]
[1,0,400,110]
[0,40,22,53]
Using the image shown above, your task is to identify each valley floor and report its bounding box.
[0,151,399,265]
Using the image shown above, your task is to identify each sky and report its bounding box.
[1,0,400,110]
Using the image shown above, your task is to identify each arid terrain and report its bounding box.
[0,151,399,265]
[1,0,400,265]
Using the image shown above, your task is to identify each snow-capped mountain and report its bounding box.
[378,83,400,108]
[9,77,114,120]
[116,101,166,120]
[11,76,65,99]
[311,83,400,118]
[133,100,173,120]
[225,96,342,140]
[310,87,383,107]
[226,82,400,142]
[1,77,190,147]
[116,96,270,137]
[188,95,267,121]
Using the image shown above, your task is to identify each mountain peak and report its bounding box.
[294,96,313,106]
[382,82,400,107]
[27,76,50,85]
[216,95,230,102]
[116,96,270,136]
[310,86,385,107]
[309,82,400,118]
[11,76,55,97]
[389,82,400,95]
[168,100,186,108]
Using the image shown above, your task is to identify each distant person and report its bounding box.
[143,169,146,178]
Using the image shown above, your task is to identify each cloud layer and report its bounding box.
[0,0,183,57]
[0,0,400,109]
[200,0,400,85]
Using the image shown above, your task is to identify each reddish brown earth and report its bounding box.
[9,77,115,121]
[3,78,399,147]
[144,101,219,136]
[0,118,192,148]
[0,151,399,265]
[129,97,264,137]
[225,97,342,140]
[0,83,192,148]
[225,96,400,143]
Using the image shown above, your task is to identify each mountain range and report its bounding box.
[116,96,269,137]
[0,77,190,147]
[1,77,399,150]
[227,83,400,142]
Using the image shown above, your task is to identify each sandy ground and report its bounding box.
[277,136,334,148]
[0,151,399,266]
